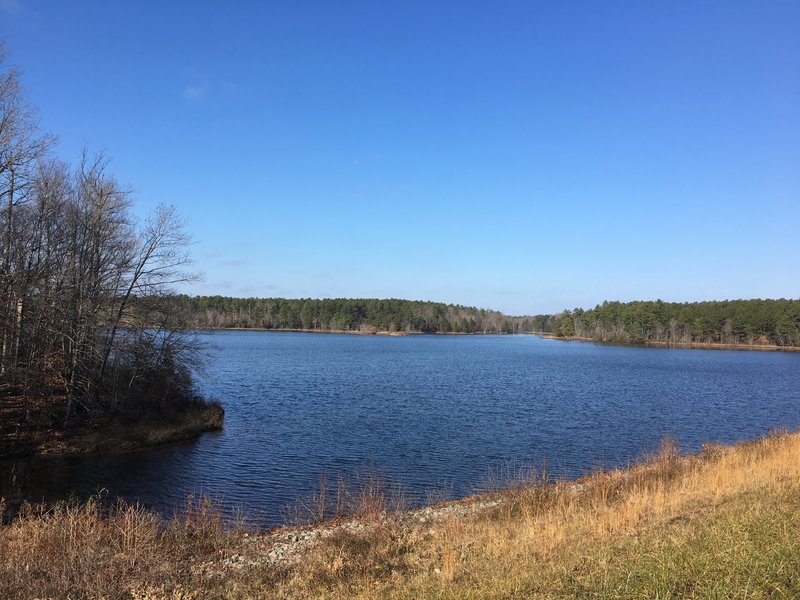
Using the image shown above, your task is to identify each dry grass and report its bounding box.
[2,431,800,598]
[285,469,409,525]
[377,431,800,599]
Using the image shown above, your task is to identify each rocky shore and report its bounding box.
[197,496,507,575]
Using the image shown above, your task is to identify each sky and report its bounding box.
[1,1,798,315]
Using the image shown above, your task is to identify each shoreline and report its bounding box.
[205,327,413,336]
[542,334,800,352]
[200,328,800,350]
[4,429,799,598]
[197,326,517,336]
[0,400,224,460]
[141,426,800,580]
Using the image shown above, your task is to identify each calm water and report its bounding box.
[3,332,800,526]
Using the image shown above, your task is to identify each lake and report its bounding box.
[3,331,800,527]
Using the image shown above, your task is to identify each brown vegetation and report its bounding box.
[2,430,800,598]
[1,44,217,458]
[0,390,223,459]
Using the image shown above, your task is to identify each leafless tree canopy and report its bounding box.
[0,43,200,425]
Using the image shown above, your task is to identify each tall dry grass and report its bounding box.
[0,495,242,600]
[1,431,800,598]
[285,468,408,525]
[374,430,800,599]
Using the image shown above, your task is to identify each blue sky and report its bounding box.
[2,1,798,315]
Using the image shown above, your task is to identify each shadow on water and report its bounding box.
[0,434,221,521]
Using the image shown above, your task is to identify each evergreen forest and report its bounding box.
[174,295,536,334]
[552,299,800,347]
[174,296,800,348]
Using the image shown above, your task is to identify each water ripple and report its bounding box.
[3,333,800,527]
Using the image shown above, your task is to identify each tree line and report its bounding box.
[174,296,800,348]
[173,295,539,334]
[0,44,201,429]
[552,299,800,347]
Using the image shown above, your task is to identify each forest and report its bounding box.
[0,44,215,450]
[552,299,800,347]
[173,296,800,348]
[173,295,540,334]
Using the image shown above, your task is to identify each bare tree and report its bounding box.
[0,43,56,376]
[0,45,204,429]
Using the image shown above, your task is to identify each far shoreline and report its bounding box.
[196,327,518,336]
[196,327,800,351]
[542,334,800,353]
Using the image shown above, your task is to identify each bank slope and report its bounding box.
[3,430,800,598]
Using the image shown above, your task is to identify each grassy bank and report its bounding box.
[2,431,800,598]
